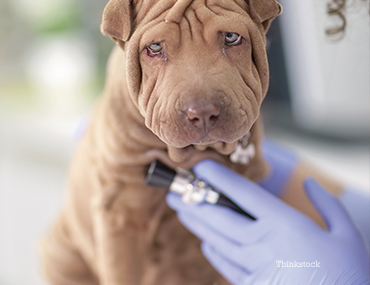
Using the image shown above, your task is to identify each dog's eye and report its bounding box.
[225,33,242,46]
[146,43,163,56]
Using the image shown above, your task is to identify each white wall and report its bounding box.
[279,0,369,137]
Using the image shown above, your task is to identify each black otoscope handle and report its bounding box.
[217,193,256,220]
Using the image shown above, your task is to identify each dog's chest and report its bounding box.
[141,206,230,285]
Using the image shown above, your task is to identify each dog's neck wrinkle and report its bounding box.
[111,85,166,148]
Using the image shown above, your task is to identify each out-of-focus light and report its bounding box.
[27,37,92,88]
[25,35,95,115]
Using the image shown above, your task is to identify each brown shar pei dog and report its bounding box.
[40,0,342,284]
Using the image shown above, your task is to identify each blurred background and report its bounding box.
[0,0,369,284]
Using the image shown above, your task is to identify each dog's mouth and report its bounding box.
[163,125,251,164]
[192,140,238,155]
[165,137,240,164]
[166,140,239,166]
[176,123,248,148]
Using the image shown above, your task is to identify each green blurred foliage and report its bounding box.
[33,2,82,35]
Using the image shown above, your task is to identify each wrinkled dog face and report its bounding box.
[102,0,281,149]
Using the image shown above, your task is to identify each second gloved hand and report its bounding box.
[167,160,370,285]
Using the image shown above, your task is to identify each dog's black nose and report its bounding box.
[186,103,220,129]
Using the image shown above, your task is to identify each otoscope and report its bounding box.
[145,160,256,220]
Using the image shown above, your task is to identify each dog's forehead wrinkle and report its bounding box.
[182,13,194,40]
[165,0,195,24]
[204,0,249,18]
[163,0,241,43]
[155,0,244,25]
[138,3,253,60]
[136,0,175,26]
[179,8,211,47]
[190,7,206,37]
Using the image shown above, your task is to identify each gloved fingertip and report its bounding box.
[304,177,336,202]
[193,159,218,176]
[304,177,352,233]
[304,177,322,191]
[166,192,183,209]
[201,242,216,260]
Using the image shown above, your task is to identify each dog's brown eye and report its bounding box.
[147,43,163,56]
[225,33,241,46]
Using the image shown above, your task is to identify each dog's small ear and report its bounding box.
[248,0,282,32]
[101,0,132,42]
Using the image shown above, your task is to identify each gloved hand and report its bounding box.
[259,139,299,197]
[167,160,370,285]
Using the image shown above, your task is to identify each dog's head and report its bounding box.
[101,0,281,152]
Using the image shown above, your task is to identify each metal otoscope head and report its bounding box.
[145,160,256,220]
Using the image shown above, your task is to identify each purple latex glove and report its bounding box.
[167,160,370,285]
[259,139,299,197]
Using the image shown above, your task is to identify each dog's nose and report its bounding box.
[186,103,220,129]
